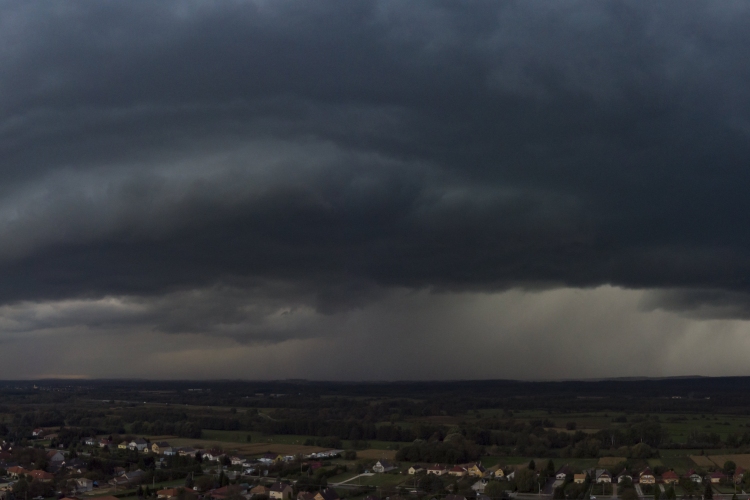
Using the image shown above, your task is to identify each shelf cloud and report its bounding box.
[2,1,750,378]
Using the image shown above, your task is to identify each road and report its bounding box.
[330,473,374,486]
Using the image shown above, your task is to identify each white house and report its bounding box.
[373,460,396,473]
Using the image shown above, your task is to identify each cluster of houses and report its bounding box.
[555,465,746,486]
[403,462,490,478]
[172,482,341,500]
[82,437,343,468]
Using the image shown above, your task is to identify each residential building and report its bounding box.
[313,488,340,500]
[467,463,487,478]
[427,464,448,476]
[449,466,467,477]
[710,471,726,484]
[152,442,171,454]
[129,438,148,452]
[269,482,293,500]
[639,468,656,485]
[373,460,396,473]
[75,478,94,493]
[662,471,679,484]
[595,469,612,484]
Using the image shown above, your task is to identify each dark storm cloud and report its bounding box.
[2,0,750,321]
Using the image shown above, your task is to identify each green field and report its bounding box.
[470,410,750,445]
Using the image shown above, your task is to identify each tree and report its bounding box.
[665,485,676,500]
[553,485,565,499]
[724,461,737,475]
[654,487,660,500]
[547,460,555,476]
[246,435,252,442]
[529,460,536,471]
[515,469,538,493]
[621,489,638,500]
[704,481,713,500]
[418,474,444,494]
[485,481,508,499]
[185,474,194,489]
[137,485,144,498]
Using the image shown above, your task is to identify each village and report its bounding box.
[0,428,748,500]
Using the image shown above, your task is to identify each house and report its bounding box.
[75,478,94,492]
[123,469,146,485]
[250,485,271,496]
[313,488,340,500]
[7,466,28,478]
[685,470,702,483]
[161,447,176,456]
[47,450,65,463]
[506,470,515,481]
[114,467,127,476]
[373,460,396,473]
[471,479,489,493]
[449,465,468,477]
[118,441,129,450]
[65,457,86,472]
[734,467,745,484]
[99,438,111,448]
[179,447,197,456]
[661,471,679,484]
[129,438,148,452]
[573,474,586,484]
[84,437,97,446]
[408,465,426,475]
[710,471,726,484]
[492,467,505,479]
[152,442,171,454]
[595,469,612,484]
[28,470,54,482]
[209,485,245,500]
[43,433,58,440]
[204,449,225,462]
[108,476,127,487]
[616,472,632,484]
[32,428,44,437]
[269,482,293,500]
[639,468,655,485]
[230,456,246,466]
[258,452,282,464]
[467,463,487,477]
[427,464,448,475]
[297,493,315,500]
[556,466,573,480]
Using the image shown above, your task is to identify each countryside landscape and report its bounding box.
[2,378,750,500]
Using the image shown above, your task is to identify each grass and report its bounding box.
[328,471,361,484]
[355,473,409,487]
[659,456,695,474]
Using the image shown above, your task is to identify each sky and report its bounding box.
[2,1,750,380]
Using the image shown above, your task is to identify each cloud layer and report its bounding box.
[2,2,750,377]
